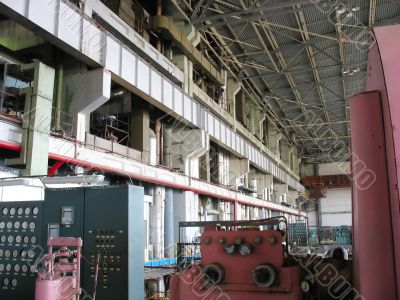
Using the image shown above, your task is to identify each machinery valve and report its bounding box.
[252,264,278,288]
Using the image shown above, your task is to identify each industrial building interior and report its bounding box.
[0,0,399,299]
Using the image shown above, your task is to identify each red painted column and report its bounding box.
[350,91,397,299]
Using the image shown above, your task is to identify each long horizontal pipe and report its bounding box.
[0,141,304,216]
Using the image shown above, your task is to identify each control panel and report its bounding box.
[0,185,144,300]
[0,201,43,300]
[83,186,144,300]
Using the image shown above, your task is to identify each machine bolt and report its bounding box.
[254,237,262,244]
[268,236,277,245]
[239,243,253,256]
[234,237,243,245]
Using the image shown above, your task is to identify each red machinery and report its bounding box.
[35,237,83,300]
[170,220,302,300]
[350,24,400,299]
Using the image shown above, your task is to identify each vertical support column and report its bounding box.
[227,76,240,117]
[164,188,174,258]
[268,127,282,157]
[130,101,150,163]
[274,184,288,204]
[6,62,55,176]
[280,140,292,166]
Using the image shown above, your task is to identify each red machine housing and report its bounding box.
[350,24,400,299]
[170,226,302,300]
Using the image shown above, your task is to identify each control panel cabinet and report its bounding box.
[0,185,144,300]
[0,201,43,300]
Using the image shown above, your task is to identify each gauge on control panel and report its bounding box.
[27,250,35,259]
[0,264,4,272]
[23,236,29,244]
[12,250,18,258]
[9,208,16,216]
[6,222,12,230]
[15,235,22,244]
[14,221,20,230]
[33,207,39,215]
[20,250,27,259]
[0,249,3,257]
[0,235,6,243]
[4,250,10,258]
[7,235,14,244]
[3,278,9,286]
[21,265,28,273]
[24,207,31,215]
[29,222,36,230]
[5,263,12,272]
[11,278,17,287]
[14,264,20,272]
[2,207,8,216]
[31,235,37,244]
[17,207,23,215]
[0,221,5,230]
[22,221,28,230]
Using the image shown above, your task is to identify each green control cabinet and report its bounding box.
[0,185,144,300]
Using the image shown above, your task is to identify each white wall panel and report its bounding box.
[150,71,162,102]
[163,81,173,109]
[121,47,136,84]
[137,59,150,93]
[105,36,121,74]
[174,88,183,116]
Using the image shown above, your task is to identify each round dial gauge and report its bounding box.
[2,207,8,216]
[27,250,35,259]
[12,250,18,258]
[0,235,6,243]
[0,249,3,257]
[32,207,39,215]
[21,265,28,273]
[14,264,20,272]
[30,265,36,273]
[23,236,29,244]
[29,222,36,230]
[11,278,17,287]
[9,208,16,216]
[0,264,4,272]
[24,207,31,215]
[0,222,5,230]
[20,250,27,258]
[22,222,28,230]
[6,222,12,230]
[3,278,9,286]
[17,207,23,215]
[4,250,10,258]
[15,235,22,244]
[7,236,14,244]
[14,221,20,230]
[30,236,37,244]
[5,263,12,272]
